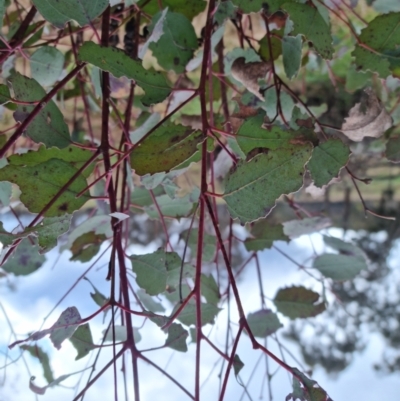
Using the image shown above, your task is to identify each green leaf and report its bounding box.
[165,323,188,352]
[246,309,283,338]
[78,42,171,106]
[352,12,400,78]
[282,35,302,79]
[8,145,96,178]
[284,2,333,59]
[137,289,165,313]
[282,216,331,239]
[144,194,195,220]
[308,139,350,187]
[245,220,289,251]
[9,72,70,148]
[175,301,221,327]
[233,354,244,377]
[130,123,203,175]
[345,65,373,92]
[32,0,109,28]
[201,274,220,306]
[0,84,11,105]
[274,286,326,319]
[323,235,367,260]
[0,158,90,217]
[165,263,196,292]
[259,30,283,62]
[2,238,45,276]
[313,254,368,281]
[49,306,81,350]
[214,1,237,25]
[84,277,109,307]
[131,185,165,207]
[130,249,182,296]
[0,0,4,30]
[231,0,268,13]
[0,181,11,206]
[149,11,198,73]
[137,0,206,20]
[307,139,350,187]
[20,345,54,383]
[30,46,65,87]
[236,113,295,154]
[223,144,312,224]
[181,228,216,263]
[386,135,400,162]
[70,232,106,263]
[69,323,95,360]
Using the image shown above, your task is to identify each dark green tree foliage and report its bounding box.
[0,0,399,400]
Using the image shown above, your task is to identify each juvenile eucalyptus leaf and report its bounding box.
[69,323,95,360]
[2,238,45,276]
[149,11,198,73]
[70,232,106,263]
[223,144,312,224]
[30,46,64,87]
[214,1,236,25]
[20,345,54,383]
[282,217,331,240]
[0,159,90,217]
[284,2,333,59]
[8,145,96,178]
[49,307,81,350]
[274,286,326,319]
[0,84,11,105]
[137,289,165,313]
[32,0,109,28]
[246,309,283,338]
[313,254,368,281]
[130,123,203,175]
[175,301,221,327]
[137,0,206,20]
[307,139,350,187]
[233,354,244,377]
[181,228,216,263]
[352,12,400,78]
[144,193,195,220]
[201,274,220,306]
[130,249,182,296]
[165,323,188,352]
[245,220,289,251]
[78,42,171,106]
[323,235,367,261]
[236,112,295,154]
[282,35,302,79]
[9,72,70,148]
[386,136,400,162]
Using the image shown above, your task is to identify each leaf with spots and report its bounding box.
[130,122,204,175]
[245,219,289,251]
[223,144,312,224]
[30,46,65,87]
[9,72,70,148]
[307,139,350,187]
[2,238,45,276]
[148,11,198,73]
[130,249,182,296]
[236,112,296,155]
[283,2,333,59]
[78,42,171,106]
[274,286,326,319]
[352,12,400,78]
[49,307,81,350]
[32,0,109,28]
[137,0,206,20]
[8,145,96,178]
[0,159,90,217]
[70,232,106,263]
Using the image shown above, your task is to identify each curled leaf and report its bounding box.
[341,88,392,141]
[231,57,271,100]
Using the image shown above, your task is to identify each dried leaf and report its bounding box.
[231,57,271,100]
[341,88,392,141]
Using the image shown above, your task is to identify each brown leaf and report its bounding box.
[231,57,271,100]
[341,88,392,141]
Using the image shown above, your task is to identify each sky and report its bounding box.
[1,225,399,401]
